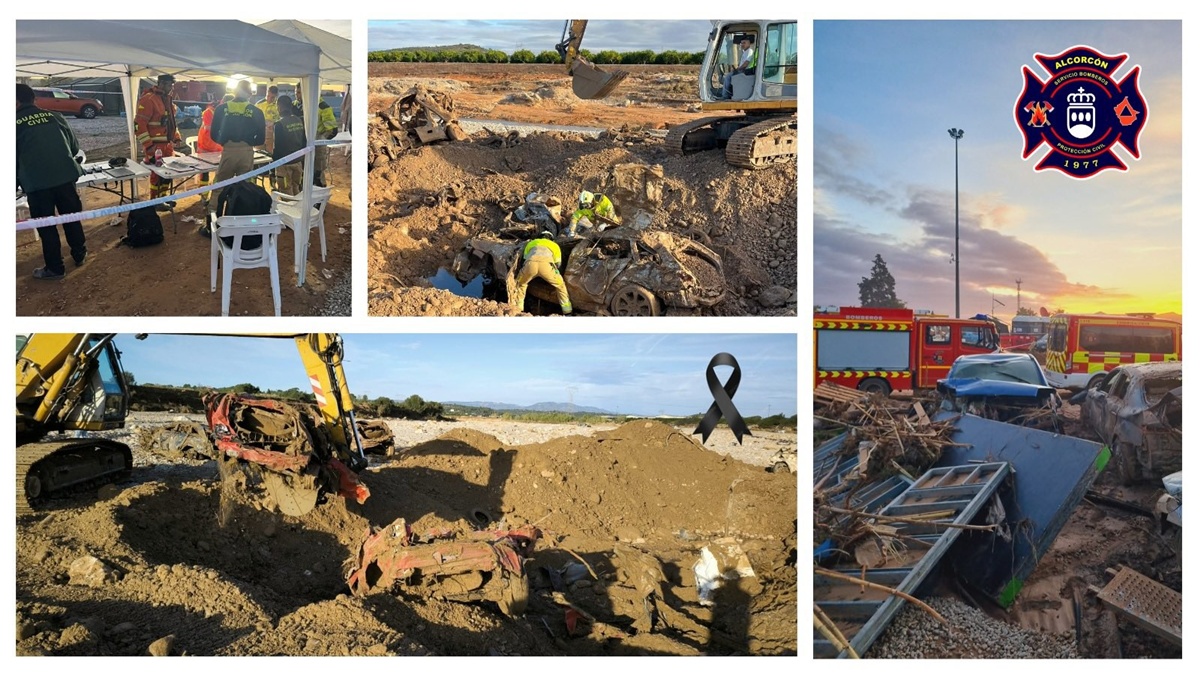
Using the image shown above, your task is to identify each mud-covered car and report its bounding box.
[1076,362,1182,483]
[451,228,726,315]
[937,353,1061,431]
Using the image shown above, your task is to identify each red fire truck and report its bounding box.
[814,306,1000,395]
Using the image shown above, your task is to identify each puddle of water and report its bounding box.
[427,268,486,298]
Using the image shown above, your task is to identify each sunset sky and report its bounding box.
[814,20,1181,323]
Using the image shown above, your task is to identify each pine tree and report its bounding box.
[857,254,906,308]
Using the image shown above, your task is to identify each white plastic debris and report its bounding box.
[692,537,756,606]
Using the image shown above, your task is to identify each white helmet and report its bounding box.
[579,190,595,207]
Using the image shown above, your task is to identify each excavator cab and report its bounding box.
[700,21,797,105]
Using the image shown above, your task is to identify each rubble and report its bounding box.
[368,86,468,171]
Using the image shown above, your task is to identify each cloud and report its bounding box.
[813,128,895,208]
[814,185,1131,313]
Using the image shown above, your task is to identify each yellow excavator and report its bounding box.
[557,19,797,169]
[15,333,369,516]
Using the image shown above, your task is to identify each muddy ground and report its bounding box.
[16,118,353,317]
[826,399,1182,659]
[16,414,798,656]
[366,63,797,317]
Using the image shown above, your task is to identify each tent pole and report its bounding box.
[123,73,139,198]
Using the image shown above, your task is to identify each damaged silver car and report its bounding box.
[1076,361,1182,484]
[451,228,726,316]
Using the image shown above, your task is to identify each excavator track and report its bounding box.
[664,116,729,155]
[725,115,798,169]
[17,439,133,516]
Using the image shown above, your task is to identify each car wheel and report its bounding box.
[1111,439,1139,485]
[857,377,891,396]
[80,105,98,119]
[610,285,661,316]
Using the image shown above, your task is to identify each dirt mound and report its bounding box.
[367,73,796,317]
[18,419,796,655]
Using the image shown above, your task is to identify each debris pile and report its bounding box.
[369,86,468,171]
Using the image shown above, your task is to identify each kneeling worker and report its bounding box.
[511,232,572,315]
[567,190,619,237]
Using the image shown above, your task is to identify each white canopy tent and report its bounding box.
[16,20,341,287]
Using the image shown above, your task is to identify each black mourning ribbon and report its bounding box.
[693,353,752,445]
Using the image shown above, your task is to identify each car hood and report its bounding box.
[937,378,1055,401]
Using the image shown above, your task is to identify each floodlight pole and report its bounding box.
[948,128,964,318]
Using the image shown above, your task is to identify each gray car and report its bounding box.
[1077,361,1182,483]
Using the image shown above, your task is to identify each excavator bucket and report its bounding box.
[570,59,629,100]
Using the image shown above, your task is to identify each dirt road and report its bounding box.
[16,413,798,656]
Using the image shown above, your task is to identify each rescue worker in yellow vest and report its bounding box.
[271,96,306,196]
[205,79,265,234]
[135,73,181,203]
[255,85,281,154]
[511,232,572,314]
[567,190,619,237]
[296,86,339,187]
[722,34,756,100]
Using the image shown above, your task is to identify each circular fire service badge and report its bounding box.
[1014,45,1147,179]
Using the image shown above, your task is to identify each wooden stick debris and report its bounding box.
[819,505,999,531]
[813,605,859,658]
[815,567,948,625]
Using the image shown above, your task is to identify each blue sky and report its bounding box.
[116,334,797,418]
[367,20,714,53]
[814,20,1181,321]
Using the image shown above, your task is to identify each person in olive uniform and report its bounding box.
[16,83,86,280]
[271,95,306,196]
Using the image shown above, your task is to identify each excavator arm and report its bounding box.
[555,20,628,99]
[16,333,369,516]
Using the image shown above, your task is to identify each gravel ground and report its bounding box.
[117,412,796,471]
[66,116,135,157]
[869,596,1078,659]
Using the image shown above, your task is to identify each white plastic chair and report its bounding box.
[271,185,332,277]
[185,136,198,153]
[209,213,283,317]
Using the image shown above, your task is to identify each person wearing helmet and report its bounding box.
[511,232,572,314]
[567,190,619,237]
[135,73,182,204]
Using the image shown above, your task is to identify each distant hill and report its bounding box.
[1157,312,1182,323]
[373,43,488,54]
[445,400,616,415]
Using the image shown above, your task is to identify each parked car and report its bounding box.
[452,228,726,316]
[1076,362,1182,484]
[937,352,1061,431]
[33,88,104,119]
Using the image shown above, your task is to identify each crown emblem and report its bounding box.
[1066,88,1096,105]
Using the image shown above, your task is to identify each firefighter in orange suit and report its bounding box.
[135,73,182,203]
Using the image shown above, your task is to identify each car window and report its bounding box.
[54,91,70,99]
[926,325,950,344]
[949,358,1044,385]
[1142,376,1182,405]
[961,326,986,347]
[1108,372,1130,399]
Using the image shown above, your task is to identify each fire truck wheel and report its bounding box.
[1086,373,1106,390]
[857,378,891,396]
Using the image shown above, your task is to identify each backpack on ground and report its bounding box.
[214,179,274,250]
[122,206,164,248]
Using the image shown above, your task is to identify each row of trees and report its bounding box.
[368,48,705,65]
